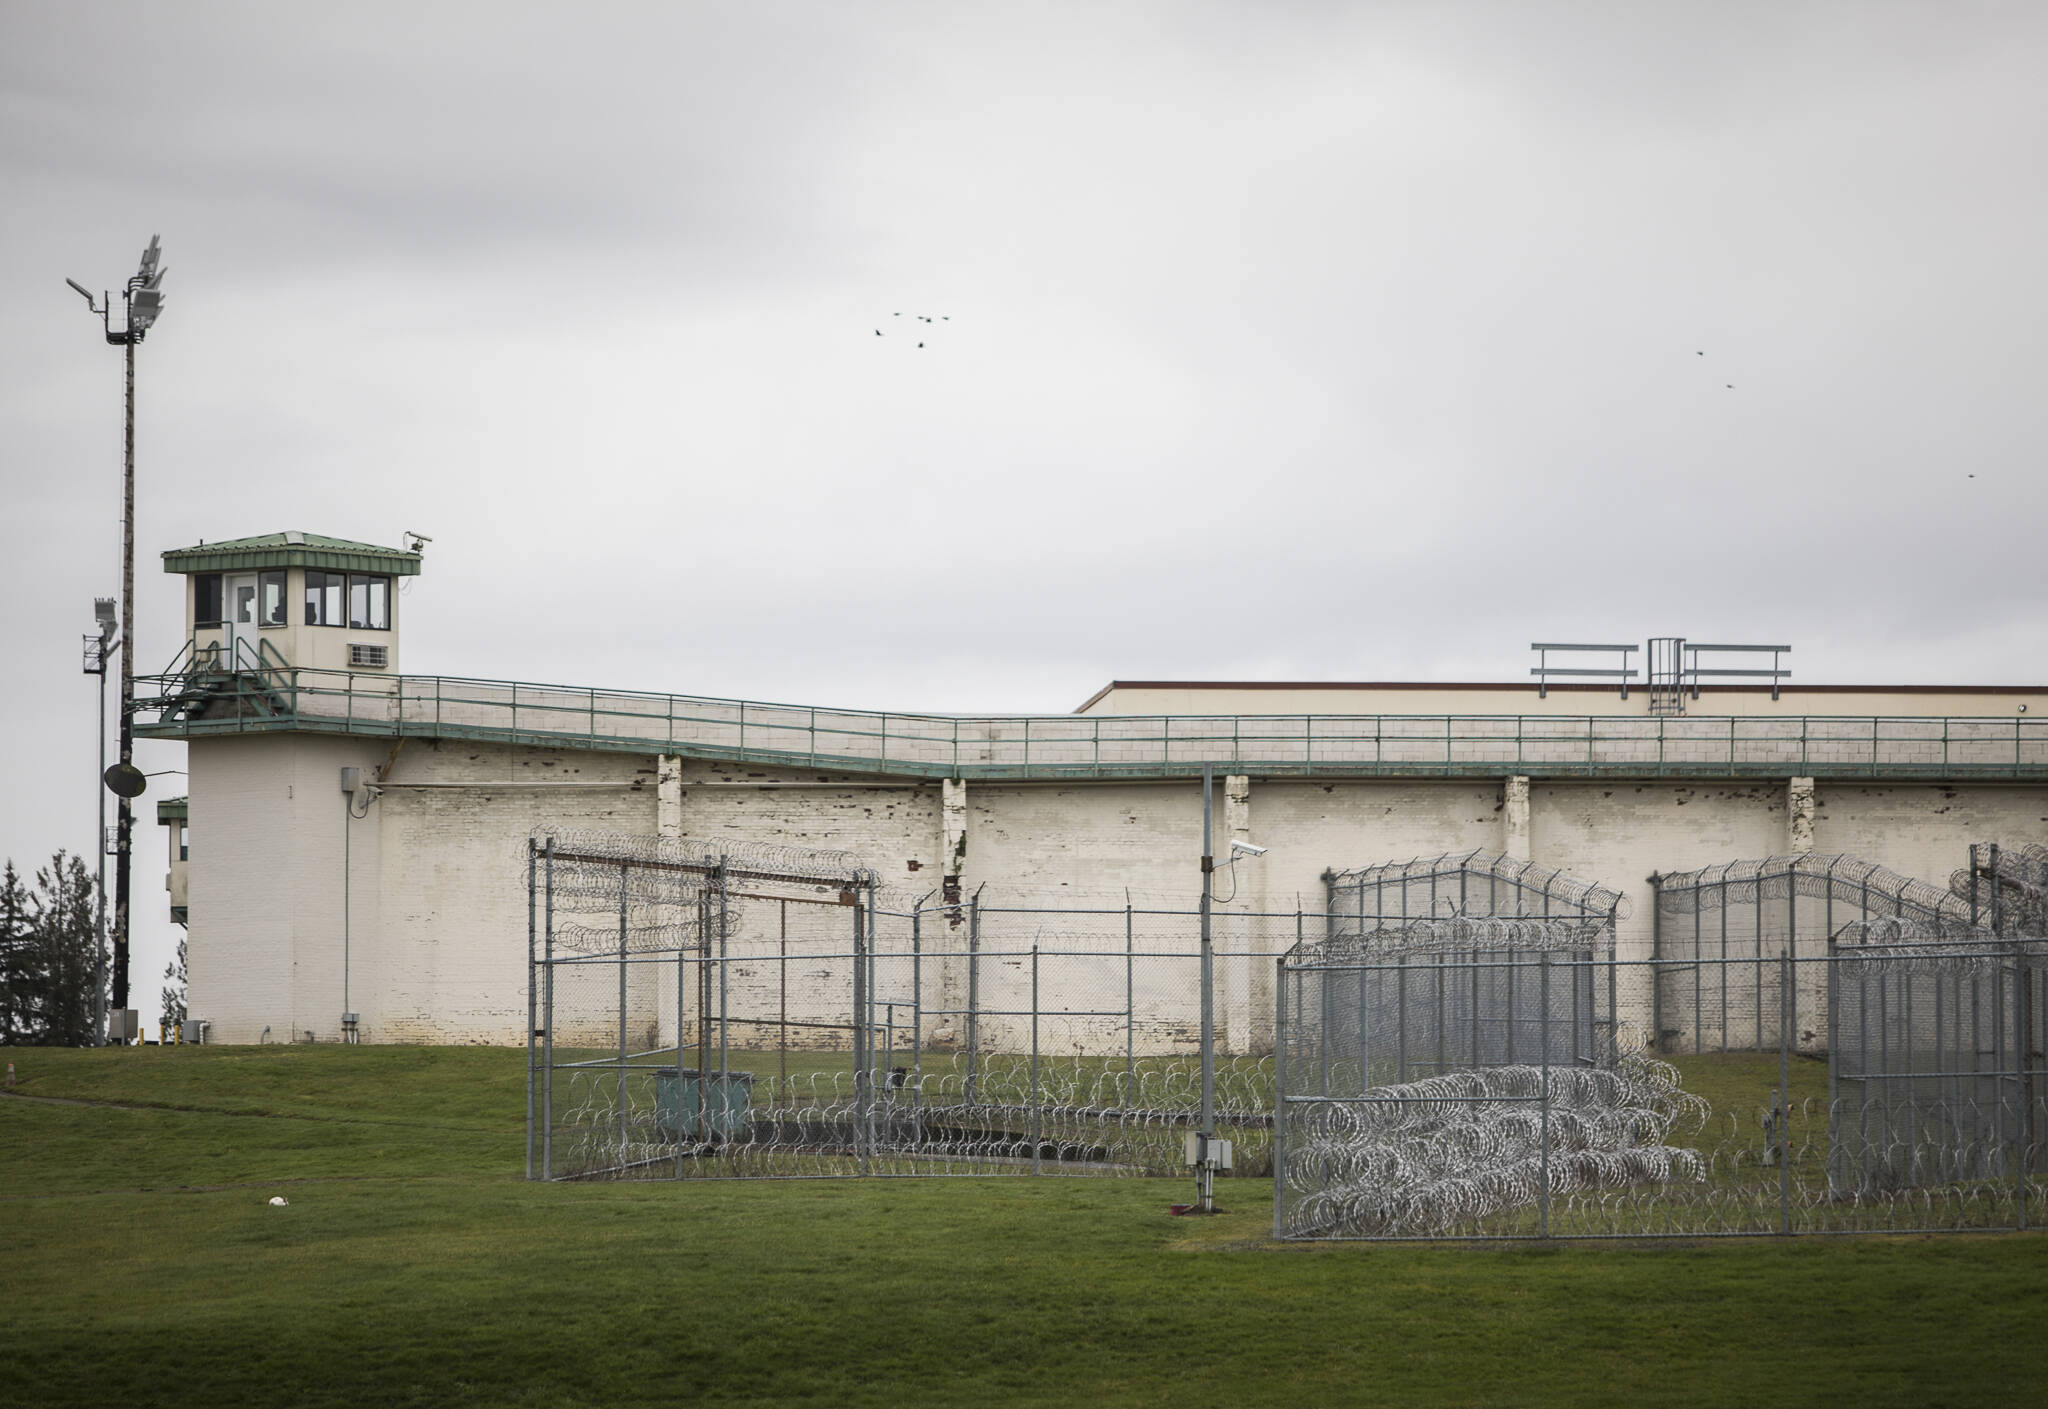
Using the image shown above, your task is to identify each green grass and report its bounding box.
[3,1044,2045,1408]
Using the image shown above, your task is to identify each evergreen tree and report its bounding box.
[162,934,188,1029]
[0,853,105,1046]
[31,852,103,1047]
[0,862,29,1043]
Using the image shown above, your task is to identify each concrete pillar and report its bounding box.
[1223,774,1251,854]
[656,755,683,839]
[941,777,967,898]
[1503,775,1531,860]
[931,777,969,1042]
[1788,776,1816,854]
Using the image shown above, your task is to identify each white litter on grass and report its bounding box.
[268,1196,289,1206]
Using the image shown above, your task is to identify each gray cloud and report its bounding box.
[4,2,2047,1023]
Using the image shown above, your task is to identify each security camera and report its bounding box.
[1230,840,1268,857]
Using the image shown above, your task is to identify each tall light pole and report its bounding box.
[68,236,167,1034]
[82,600,118,1044]
[1198,763,1216,1214]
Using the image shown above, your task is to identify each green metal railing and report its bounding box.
[133,663,2048,781]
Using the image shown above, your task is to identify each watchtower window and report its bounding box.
[194,573,223,628]
[348,575,390,631]
[305,571,345,626]
[259,570,287,626]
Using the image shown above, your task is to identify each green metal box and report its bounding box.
[655,1069,754,1143]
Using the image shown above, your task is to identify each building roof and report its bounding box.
[1073,675,2048,708]
[161,532,422,577]
[156,796,187,823]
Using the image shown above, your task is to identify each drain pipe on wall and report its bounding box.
[339,767,376,1043]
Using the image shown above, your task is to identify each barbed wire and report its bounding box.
[1654,853,1972,924]
[1327,849,1627,920]
[1279,1058,1708,1237]
[1313,915,1610,958]
[1947,842,2048,935]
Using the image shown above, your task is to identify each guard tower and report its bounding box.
[160,532,423,675]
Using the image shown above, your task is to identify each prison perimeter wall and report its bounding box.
[179,731,2048,1047]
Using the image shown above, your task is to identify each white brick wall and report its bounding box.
[182,732,2048,1050]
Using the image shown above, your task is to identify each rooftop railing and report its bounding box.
[133,663,2048,781]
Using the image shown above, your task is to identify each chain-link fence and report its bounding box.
[527,831,2048,1238]
[1650,853,1973,1056]
[525,832,1317,1181]
[1277,944,2048,1239]
[1830,927,2047,1197]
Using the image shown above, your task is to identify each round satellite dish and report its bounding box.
[103,763,148,799]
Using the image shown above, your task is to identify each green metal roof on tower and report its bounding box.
[161,532,423,576]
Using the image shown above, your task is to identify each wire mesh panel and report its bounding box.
[1829,934,2047,1196]
[1275,917,1664,1240]
[530,831,1320,1180]
[1651,854,1975,1055]
[1307,921,1613,1084]
[1280,947,2048,1240]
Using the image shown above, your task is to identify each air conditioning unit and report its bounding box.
[350,643,389,669]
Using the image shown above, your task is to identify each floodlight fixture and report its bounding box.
[66,277,98,307]
[94,597,117,638]
[128,284,165,334]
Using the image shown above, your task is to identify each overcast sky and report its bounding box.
[3,1,2045,1024]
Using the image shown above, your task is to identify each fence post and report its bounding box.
[779,900,789,1105]
[618,862,629,1163]
[1825,938,1839,1198]
[1031,943,1042,1176]
[2020,949,2034,1232]
[1273,954,1287,1241]
[676,943,687,1179]
[688,942,696,1179]
[542,838,555,1181]
[966,892,981,1103]
[525,838,536,1181]
[1539,952,1551,1239]
[1396,955,1408,1083]
[854,887,869,1177]
[1604,905,1618,1067]
[1648,873,1662,1055]
[717,859,731,1101]
[1991,842,2005,935]
[1779,948,1793,1235]
[911,903,924,1150]
[1125,899,1136,1108]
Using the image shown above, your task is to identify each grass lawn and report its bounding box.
[3,1044,2044,1408]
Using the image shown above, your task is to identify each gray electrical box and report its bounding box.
[340,767,362,794]
[179,1020,206,1045]
[1183,1133,1233,1170]
[107,1009,138,1043]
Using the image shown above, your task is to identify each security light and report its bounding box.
[126,236,167,335]
[66,277,96,306]
[128,284,165,332]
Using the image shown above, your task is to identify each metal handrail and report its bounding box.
[130,664,2048,780]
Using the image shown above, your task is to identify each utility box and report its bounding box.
[180,1019,207,1045]
[655,1069,754,1143]
[108,1009,138,1043]
[1183,1133,1234,1170]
